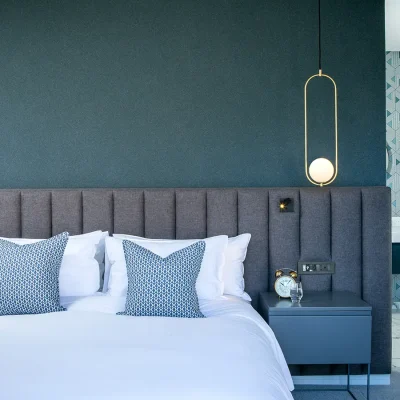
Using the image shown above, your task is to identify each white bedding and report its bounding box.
[0,295,294,400]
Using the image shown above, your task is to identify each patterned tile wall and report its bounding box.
[393,275,400,304]
[387,51,400,303]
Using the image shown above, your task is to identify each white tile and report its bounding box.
[393,313,400,331]
[388,51,400,69]
[393,314,400,324]
[393,277,400,302]
[396,89,400,112]
[388,111,400,131]
[392,338,400,358]
[393,358,400,369]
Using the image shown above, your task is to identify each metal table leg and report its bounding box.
[295,364,370,400]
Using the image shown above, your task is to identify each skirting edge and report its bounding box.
[292,374,390,386]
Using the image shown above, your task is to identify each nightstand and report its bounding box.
[259,291,372,400]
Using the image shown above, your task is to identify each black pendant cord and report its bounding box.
[318,0,322,72]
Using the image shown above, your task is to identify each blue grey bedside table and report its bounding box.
[259,291,372,400]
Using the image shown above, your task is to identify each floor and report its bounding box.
[292,314,400,399]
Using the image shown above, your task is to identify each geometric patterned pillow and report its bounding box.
[118,240,206,318]
[0,232,69,315]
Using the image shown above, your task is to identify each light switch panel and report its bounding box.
[297,261,335,275]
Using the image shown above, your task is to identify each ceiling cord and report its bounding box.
[318,0,322,72]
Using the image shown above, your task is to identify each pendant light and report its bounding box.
[304,0,338,187]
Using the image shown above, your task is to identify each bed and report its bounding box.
[0,187,391,399]
[1,294,293,400]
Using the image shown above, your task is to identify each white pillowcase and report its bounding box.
[105,234,228,300]
[62,293,126,314]
[1,231,108,297]
[112,234,252,301]
[223,234,252,301]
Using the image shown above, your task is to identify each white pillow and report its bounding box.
[107,234,252,301]
[62,293,126,314]
[223,234,252,301]
[1,231,108,297]
[106,234,228,300]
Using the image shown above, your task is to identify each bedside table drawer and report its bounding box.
[269,315,371,365]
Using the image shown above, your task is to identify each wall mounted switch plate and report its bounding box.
[297,261,335,275]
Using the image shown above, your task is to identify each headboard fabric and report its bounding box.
[0,187,391,374]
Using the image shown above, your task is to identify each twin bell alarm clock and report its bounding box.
[274,268,298,298]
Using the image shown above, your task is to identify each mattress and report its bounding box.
[0,294,294,400]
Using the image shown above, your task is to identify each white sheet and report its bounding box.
[0,295,294,400]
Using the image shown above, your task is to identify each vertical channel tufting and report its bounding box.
[0,191,21,237]
[113,190,144,235]
[299,189,332,375]
[268,189,300,291]
[206,189,238,237]
[331,188,362,294]
[175,189,207,239]
[331,188,363,375]
[362,187,392,374]
[21,191,52,238]
[299,188,332,291]
[269,189,301,376]
[82,190,113,233]
[238,189,268,310]
[144,189,175,239]
[52,191,83,235]
[0,186,391,376]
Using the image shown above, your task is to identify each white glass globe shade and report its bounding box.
[309,158,335,184]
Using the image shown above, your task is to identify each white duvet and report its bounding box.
[0,295,294,400]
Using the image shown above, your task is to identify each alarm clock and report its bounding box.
[274,268,298,298]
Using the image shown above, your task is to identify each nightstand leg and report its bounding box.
[295,364,369,400]
[347,364,350,392]
[346,364,359,400]
[347,363,371,400]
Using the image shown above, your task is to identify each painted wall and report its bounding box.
[0,0,385,188]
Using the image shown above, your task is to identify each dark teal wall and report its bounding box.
[0,0,385,188]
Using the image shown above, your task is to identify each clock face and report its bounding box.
[275,276,295,298]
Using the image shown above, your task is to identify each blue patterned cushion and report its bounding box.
[118,240,206,318]
[0,232,69,316]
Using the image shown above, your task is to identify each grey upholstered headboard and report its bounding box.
[0,187,391,374]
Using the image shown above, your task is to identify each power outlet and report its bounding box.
[297,261,335,275]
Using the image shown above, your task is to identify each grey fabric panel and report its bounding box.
[331,189,362,294]
[269,187,302,375]
[0,191,21,237]
[207,189,238,237]
[82,191,113,233]
[21,191,52,238]
[300,189,331,291]
[299,189,331,375]
[113,190,144,236]
[238,189,268,310]
[175,189,207,239]
[52,190,82,235]
[268,189,300,291]
[144,190,175,239]
[362,187,392,374]
[331,193,363,376]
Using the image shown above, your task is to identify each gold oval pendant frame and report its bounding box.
[304,71,338,186]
